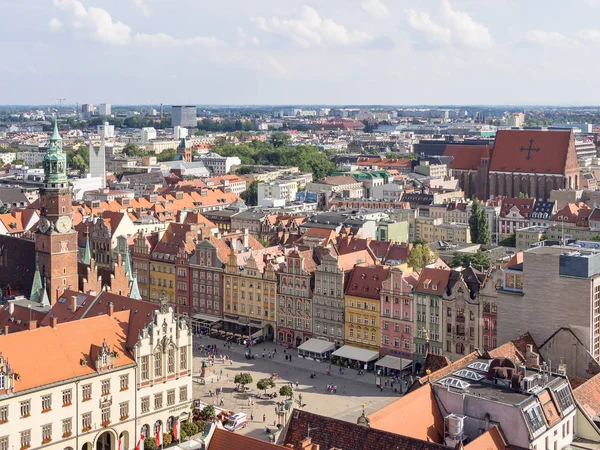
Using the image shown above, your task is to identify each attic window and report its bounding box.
[423,281,430,289]
[432,284,437,290]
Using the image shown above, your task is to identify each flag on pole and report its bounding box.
[156,424,163,447]
[117,435,125,450]
[172,419,180,440]
[136,435,144,450]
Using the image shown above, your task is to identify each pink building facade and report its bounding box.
[380,268,416,361]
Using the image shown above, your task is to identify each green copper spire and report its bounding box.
[129,272,142,300]
[82,229,91,265]
[51,116,61,142]
[29,264,43,303]
[124,245,133,283]
[43,113,68,186]
[40,277,50,307]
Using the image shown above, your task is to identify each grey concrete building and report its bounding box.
[497,246,600,361]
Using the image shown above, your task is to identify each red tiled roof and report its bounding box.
[336,250,377,271]
[208,427,283,450]
[368,383,445,444]
[574,371,600,418]
[0,303,47,334]
[464,426,508,450]
[443,145,492,170]
[499,198,535,218]
[414,268,451,295]
[283,409,448,450]
[489,129,576,174]
[345,265,390,299]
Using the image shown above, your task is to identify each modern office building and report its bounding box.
[99,103,111,116]
[171,105,197,128]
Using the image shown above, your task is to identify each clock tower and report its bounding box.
[35,117,79,304]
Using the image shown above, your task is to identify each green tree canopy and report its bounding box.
[234,372,253,387]
[11,159,25,165]
[144,438,157,450]
[279,385,293,398]
[499,233,516,248]
[157,148,178,162]
[469,199,491,245]
[122,143,147,157]
[271,132,291,148]
[450,251,492,270]
[257,378,276,394]
[180,421,198,439]
[406,244,437,271]
[201,404,216,419]
[241,180,258,206]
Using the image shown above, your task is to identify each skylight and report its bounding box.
[455,369,484,381]
[468,362,490,372]
[440,377,470,389]
[555,384,574,415]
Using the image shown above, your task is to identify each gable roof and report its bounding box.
[499,198,535,218]
[283,409,449,450]
[443,144,492,170]
[0,310,134,392]
[415,268,451,295]
[368,383,445,444]
[345,265,390,299]
[489,129,575,174]
[463,426,508,450]
[208,427,283,450]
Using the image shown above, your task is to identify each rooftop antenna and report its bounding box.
[56,98,66,117]
[307,424,319,438]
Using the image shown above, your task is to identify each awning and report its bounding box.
[375,355,412,371]
[297,338,335,355]
[189,313,221,327]
[332,345,379,362]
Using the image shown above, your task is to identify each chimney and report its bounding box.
[28,320,37,331]
[525,344,540,367]
[71,295,78,313]
[243,228,249,249]
[3,326,8,335]
[298,438,319,450]
[8,302,14,315]
[51,316,58,328]
[107,301,114,317]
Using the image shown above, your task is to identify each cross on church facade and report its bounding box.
[520,138,541,160]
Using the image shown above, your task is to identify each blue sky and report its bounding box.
[2,0,599,105]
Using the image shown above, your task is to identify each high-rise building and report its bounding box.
[97,121,115,138]
[81,103,94,120]
[171,105,196,128]
[89,136,106,187]
[35,118,79,304]
[99,103,111,116]
[174,125,188,140]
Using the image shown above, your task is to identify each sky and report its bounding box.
[2,0,600,105]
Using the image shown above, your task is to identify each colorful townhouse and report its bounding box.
[345,265,390,351]
[379,268,418,360]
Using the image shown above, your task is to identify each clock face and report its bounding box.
[55,216,72,234]
[38,217,50,234]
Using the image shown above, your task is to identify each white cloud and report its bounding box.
[53,0,132,45]
[48,17,63,31]
[439,0,492,49]
[525,30,577,48]
[237,27,260,48]
[132,0,151,17]
[577,29,600,44]
[253,6,373,48]
[405,10,451,47]
[405,0,492,50]
[361,0,389,19]
[134,33,224,48]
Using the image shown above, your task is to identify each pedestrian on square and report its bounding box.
[263,414,266,423]
[334,385,337,393]
[295,381,299,388]
[299,393,302,403]
[343,385,346,394]
[251,411,254,421]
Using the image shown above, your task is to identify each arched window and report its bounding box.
[141,424,149,438]
[154,352,162,377]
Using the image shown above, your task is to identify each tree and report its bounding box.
[518,192,529,198]
[412,238,428,246]
[592,234,600,242]
[162,433,173,446]
[181,421,199,439]
[469,199,491,245]
[235,166,254,175]
[406,244,437,271]
[257,378,276,394]
[271,132,291,148]
[122,143,146,157]
[144,438,157,450]
[71,154,87,173]
[279,385,293,398]
[240,181,258,206]
[157,148,178,162]
[234,372,253,388]
[11,159,24,165]
[201,404,216,420]
[499,233,516,247]
[450,251,492,270]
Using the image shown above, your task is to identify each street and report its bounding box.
[192,335,404,441]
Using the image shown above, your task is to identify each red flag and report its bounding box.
[117,435,125,450]
[156,424,163,447]
[136,435,144,450]
[173,419,180,440]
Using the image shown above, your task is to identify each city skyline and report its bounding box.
[4,0,600,105]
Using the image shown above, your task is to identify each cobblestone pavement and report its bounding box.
[192,336,405,441]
